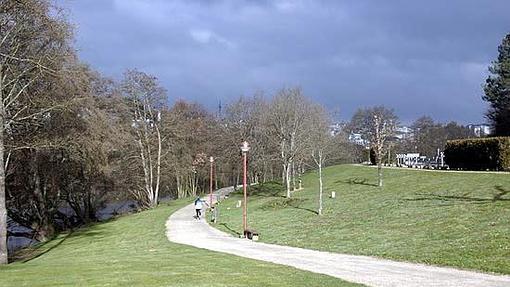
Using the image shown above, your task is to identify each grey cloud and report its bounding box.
[61,0,509,123]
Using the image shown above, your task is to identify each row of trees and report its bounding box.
[407,116,473,157]
[340,33,510,189]
[1,0,76,264]
[344,108,476,187]
[5,0,505,266]
[0,0,344,263]
[0,0,266,263]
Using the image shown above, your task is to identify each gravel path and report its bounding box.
[165,187,510,287]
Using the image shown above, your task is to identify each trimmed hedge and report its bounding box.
[444,137,510,171]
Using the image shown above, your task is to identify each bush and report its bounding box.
[444,137,510,171]
[370,148,376,165]
[247,181,283,196]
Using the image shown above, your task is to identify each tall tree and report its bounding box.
[349,107,398,187]
[411,116,446,157]
[265,88,312,198]
[308,105,333,215]
[0,0,72,264]
[411,116,473,158]
[222,95,276,186]
[121,70,166,208]
[161,101,213,198]
[483,33,510,136]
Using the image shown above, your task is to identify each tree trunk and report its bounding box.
[291,161,296,191]
[377,162,383,187]
[318,152,323,216]
[33,159,54,241]
[377,144,383,187]
[387,144,391,165]
[298,162,303,190]
[137,137,152,206]
[176,175,181,198]
[0,66,7,264]
[215,167,219,191]
[285,162,291,198]
[236,170,240,189]
[154,125,162,206]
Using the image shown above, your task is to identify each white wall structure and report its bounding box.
[468,124,491,137]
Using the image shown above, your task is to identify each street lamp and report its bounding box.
[209,156,214,208]
[241,141,250,237]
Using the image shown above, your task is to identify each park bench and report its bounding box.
[244,229,259,241]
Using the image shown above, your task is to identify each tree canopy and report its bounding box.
[483,33,510,136]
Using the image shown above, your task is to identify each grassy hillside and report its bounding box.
[215,165,510,274]
[0,199,359,286]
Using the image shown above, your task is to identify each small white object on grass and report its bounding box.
[236,200,242,208]
[331,192,336,199]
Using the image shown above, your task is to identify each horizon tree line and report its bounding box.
[1,0,508,265]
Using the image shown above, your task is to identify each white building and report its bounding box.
[348,133,369,146]
[468,124,491,137]
[328,123,344,136]
[395,126,413,140]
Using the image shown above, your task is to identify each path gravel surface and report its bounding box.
[166,187,510,287]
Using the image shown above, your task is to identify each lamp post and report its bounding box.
[241,141,250,237]
[209,156,214,208]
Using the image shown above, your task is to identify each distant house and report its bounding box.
[329,123,344,136]
[395,126,413,140]
[467,124,491,137]
[348,133,369,147]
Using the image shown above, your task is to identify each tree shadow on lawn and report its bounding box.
[337,178,378,187]
[11,224,109,263]
[259,197,318,215]
[10,230,74,263]
[403,185,510,206]
[287,202,318,215]
[493,185,510,201]
[219,223,241,237]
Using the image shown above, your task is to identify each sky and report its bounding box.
[59,0,509,124]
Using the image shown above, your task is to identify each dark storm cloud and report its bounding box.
[61,0,509,123]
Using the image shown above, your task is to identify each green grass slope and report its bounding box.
[216,165,510,274]
[0,199,359,286]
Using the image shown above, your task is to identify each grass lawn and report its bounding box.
[215,164,510,275]
[0,199,359,286]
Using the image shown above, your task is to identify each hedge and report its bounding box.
[444,137,510,171]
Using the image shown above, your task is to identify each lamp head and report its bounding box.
[241,141,250,152]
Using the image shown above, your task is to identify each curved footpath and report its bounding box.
[166,187,510,287]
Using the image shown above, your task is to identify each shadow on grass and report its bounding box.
[238,182,317,214]
[337,178,378,187]
[219,223,241,237]
[248,182,286,198]
[404,186,510,205]
[288,204,318,215]
[259,197,317,215]
[493,186,510,201]
[10,222,110,263]
[13,230,74,264]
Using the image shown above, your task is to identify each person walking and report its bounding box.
[194,197,207,220]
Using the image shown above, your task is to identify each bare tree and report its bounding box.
[222,94,277,186]
[349,107,398,187]
[265,88,312,198]
[160,101,214,198]
[0,0,72,264]
[122,70,166,208]
[308,105,333,215]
